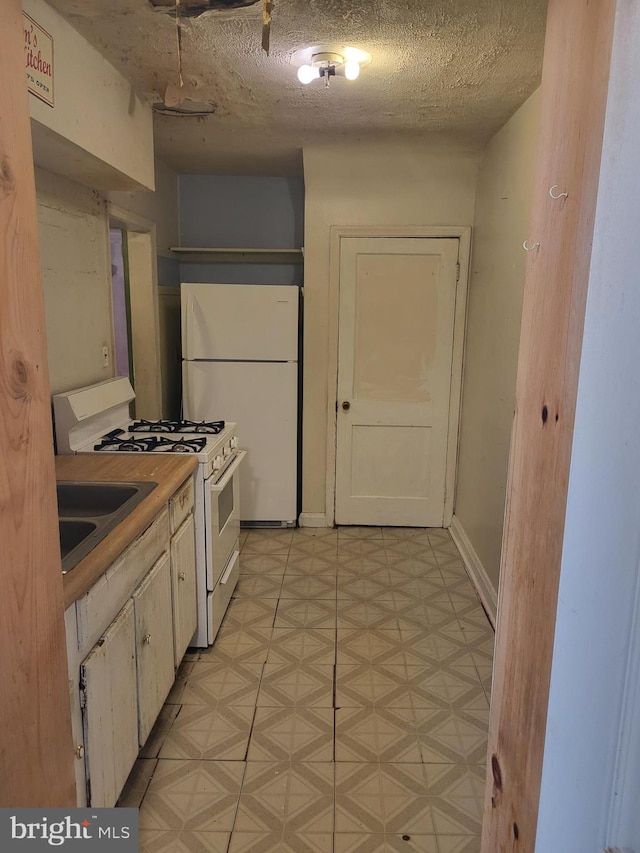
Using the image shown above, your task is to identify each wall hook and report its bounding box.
[549,185,568,201]
[523,240,541,253]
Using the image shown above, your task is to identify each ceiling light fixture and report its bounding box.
[294,45,371,88]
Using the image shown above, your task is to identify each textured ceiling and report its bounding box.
[47,0,548,175]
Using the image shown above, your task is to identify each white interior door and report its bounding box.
[335,237,459,526]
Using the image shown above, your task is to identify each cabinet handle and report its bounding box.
[178,572,186,582]
[143,633,152,645]
[75,745,84,760]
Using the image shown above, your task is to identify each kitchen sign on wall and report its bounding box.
[24,12,54,107]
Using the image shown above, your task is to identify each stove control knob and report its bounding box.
[223,444,231,457]
[231,436,239,449]
[213,455,223,470]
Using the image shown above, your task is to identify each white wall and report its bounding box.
[23,0,154,191]
[301,143,480,521]
[536,4,640,850]
[454,91,540,594]
[36,168,112,396]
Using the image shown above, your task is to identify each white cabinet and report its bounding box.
[133,552,175,746]
[80,599,138,808]
[171,515,197,667]
[66,472,199,807]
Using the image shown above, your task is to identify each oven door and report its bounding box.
[205,450,246,589]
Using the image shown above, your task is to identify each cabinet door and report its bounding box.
[171,514,197,667]
[133,552,175,746]
[80,599,138,808]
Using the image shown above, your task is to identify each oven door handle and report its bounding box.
[220,550,239,586]
[210,450,246,492]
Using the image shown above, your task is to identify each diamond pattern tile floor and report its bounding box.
[121,526,494,852]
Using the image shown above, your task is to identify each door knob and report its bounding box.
[342,401,351,411]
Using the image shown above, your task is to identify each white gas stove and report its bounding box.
[53,377,245,646]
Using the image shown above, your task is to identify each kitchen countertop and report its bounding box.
[56,454,198,609]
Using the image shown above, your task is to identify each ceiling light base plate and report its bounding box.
[292,44,372,71]
[311,52,343,68]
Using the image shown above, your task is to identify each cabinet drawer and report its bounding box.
[170,476,195,534]
[76,508,169,651]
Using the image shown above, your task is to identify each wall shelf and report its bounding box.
[170,247,304,264]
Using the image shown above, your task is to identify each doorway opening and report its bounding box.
[108,227,134,383]
[108,205,163,420]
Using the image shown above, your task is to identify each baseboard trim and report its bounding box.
[449,515,498,629]
[298,512,328,528]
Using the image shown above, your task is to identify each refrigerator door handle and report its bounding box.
[182,361,192,416]
[185,295,198,359]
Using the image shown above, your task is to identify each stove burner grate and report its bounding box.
[129,418,225,434]
[94,432,207,453]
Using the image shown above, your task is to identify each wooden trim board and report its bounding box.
[126,230,163,419]
[449,516,497,629]
[481,0,617,850]
[298,512,328,528]
[0,0,75,806]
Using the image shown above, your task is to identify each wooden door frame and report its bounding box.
[324,225,471,528]
[0,0,76,806]
[481,0,617,850]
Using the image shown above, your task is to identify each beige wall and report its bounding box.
[36,168,112,396]
[24,1,169,405]
[37,158,179,402]
[301,142,480,521]
[454,90,541,592]
[24,0,154,191]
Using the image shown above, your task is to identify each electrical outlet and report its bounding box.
[102,345,109,368]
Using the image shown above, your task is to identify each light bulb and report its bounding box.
[344,59,360,80]
[297,64,319,84]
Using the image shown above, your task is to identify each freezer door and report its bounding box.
[181,283,299,361]
[183,360,297,523]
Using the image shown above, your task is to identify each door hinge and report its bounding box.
[456,261,461,282]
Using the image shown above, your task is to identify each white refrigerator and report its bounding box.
[181,282,299,525]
